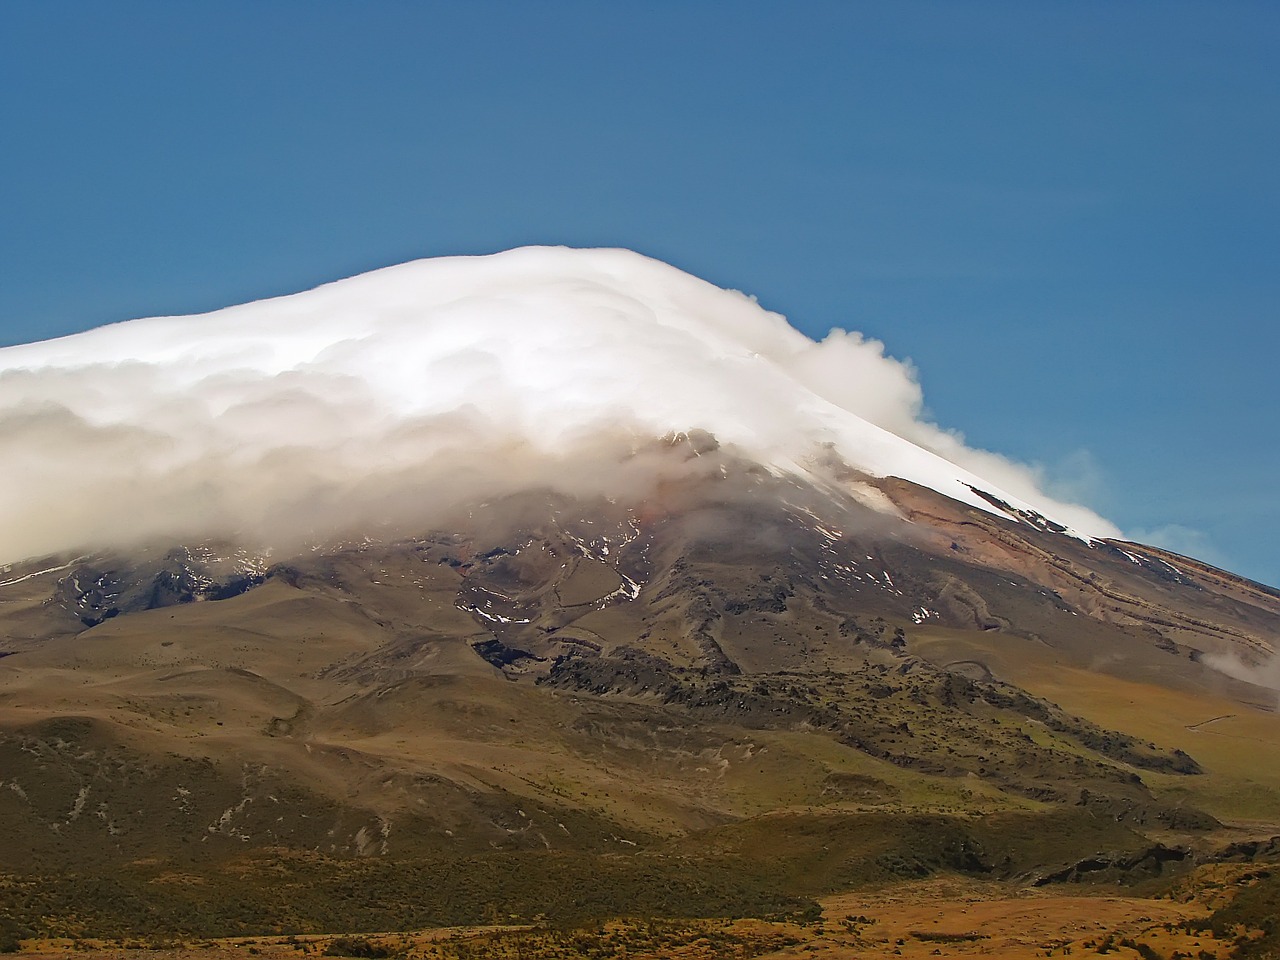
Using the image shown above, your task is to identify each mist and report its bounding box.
[1203,650,1280,706]
[0,247,1119,566]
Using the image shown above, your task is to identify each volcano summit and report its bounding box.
[1,249,1278,943]
[0,246,1116,565]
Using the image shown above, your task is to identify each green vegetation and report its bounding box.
[0,850,815,939]
[542,652,1213,825]
[0,915,31,954]
[910,930,987,943]
[324,935,394,957]
[409,919,801,960]
[1204,870,1280,958]
[0,806,1178,941]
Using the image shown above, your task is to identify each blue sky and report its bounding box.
[2,1,1277,586]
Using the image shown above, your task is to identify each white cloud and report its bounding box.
[0,246,1120,565]
[1201,650,1280,704]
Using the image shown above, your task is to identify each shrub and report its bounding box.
[323,936,393,958]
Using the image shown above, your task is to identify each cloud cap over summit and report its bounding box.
[0,246,1118,564]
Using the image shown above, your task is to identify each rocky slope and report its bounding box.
[1,438,1278,935]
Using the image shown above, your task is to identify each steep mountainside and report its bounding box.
[1,438,1277,934]
[1,249,1277,937]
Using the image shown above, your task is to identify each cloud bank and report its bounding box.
[0,246,1119,565]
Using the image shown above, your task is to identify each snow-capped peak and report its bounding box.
[0,246,1117,564]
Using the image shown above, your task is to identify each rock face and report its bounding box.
[0,445,1278,933]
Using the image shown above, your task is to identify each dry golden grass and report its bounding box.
[14,873,1257,960]
[911,626,1280,826]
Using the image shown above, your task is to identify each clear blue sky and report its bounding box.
[2,1,1277,586]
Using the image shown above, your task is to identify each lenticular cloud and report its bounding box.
[0,247,1119,565]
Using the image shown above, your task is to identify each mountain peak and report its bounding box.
[0,247,1115,566]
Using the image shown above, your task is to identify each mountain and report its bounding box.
[1,249,1278,940]
[0,246,1115,568]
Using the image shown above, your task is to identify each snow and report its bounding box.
[0,558,83,589]
[0,247,1119,565]
[599,570,643,604]
[460,603,531,625]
